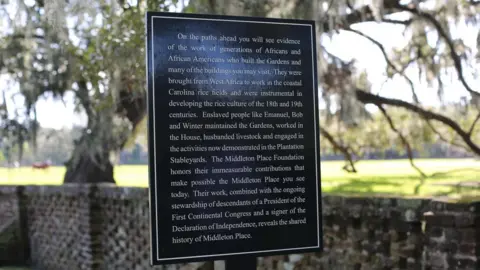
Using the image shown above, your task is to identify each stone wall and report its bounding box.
[24,185,94,270]
[93,186,159,270]
[424,198,480,270]
[0,184,478,270]
[0,186,27,266]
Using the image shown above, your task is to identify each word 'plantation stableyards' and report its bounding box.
[146,12,322,265]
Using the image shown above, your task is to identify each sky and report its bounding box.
[0,1,479,130]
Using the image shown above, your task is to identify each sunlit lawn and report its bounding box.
[0,159,479,197]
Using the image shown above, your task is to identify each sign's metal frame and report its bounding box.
[146,11,322,265]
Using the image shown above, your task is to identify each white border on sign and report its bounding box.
[151,15,320,261]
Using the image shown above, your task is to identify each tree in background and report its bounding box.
[0,0,479,183]
[189,0,480,174]
[0,0,180,182]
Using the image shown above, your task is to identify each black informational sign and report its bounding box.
[146,12,322,265]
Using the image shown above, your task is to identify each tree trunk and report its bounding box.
[63,134,115,183]
[63,82,146,184]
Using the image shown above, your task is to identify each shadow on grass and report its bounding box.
[327,175,424,182]
[430,168,480,178]
[324,174,480,196]
[326,168,480,182]
[324,178,403,195]
[431,190,459,197]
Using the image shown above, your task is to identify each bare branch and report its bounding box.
[470,0,480,6]
[377,105,426,177]
[399,58,417,74]
[321,0,409,31]
[425,120,472,152]
[322,0,335,16]
[395,3,480,98]
[320,45,346,61]
[468,113,480,136]
[320,127,358,173]
[10,34,45,40]
[381,18,413,25]
[344,27,420,104]
[75,81,94,124]
[1,90,8,117]
[355,89,480,155]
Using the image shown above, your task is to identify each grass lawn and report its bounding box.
[0,159,478,197]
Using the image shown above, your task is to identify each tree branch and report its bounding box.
[377,105,426,178]
[11,34,45,40]
[344,27,420,104]
[355,89,480,156]
[468,113,480,136]
[322,0,335,16]
[320,0,408,31]
[395,3,480,98]
[320,127,358,173]
[425,120,472,153]
[75,81,94,125]
[381,18,413,25]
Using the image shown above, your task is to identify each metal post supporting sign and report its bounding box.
[225,256,257,270]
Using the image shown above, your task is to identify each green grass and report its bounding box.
[0,159,479,197]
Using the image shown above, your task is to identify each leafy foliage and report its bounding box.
[0,0,180,182]
[189,0,480,177]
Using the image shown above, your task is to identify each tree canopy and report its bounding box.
[0,0,479,183]
[189,0,480,173]
[1,0,178,182]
